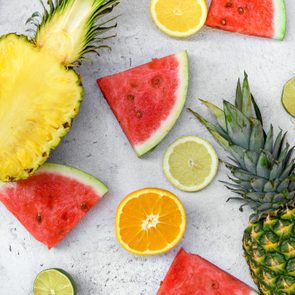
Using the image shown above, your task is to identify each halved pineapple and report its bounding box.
[0,0,118,181]
[0,34,82,181]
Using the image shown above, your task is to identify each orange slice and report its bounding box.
[150,0,208,38]
[115,188,186,256]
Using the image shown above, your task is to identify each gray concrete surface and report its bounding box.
[0,0,295,294]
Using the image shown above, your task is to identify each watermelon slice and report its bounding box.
[0,163,108,249]
[206,0,286,40]
[97,51,189,157]
[158,248,258,295]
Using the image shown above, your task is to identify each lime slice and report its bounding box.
[163,136,219,192]
[33,269,76,295]
[282,77,295,117]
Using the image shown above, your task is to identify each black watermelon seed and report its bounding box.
[36,213,42,224]
[135,111,142,118]
[81,203,89,212]
[238,7,244,14]
[127,94,135,101]
[152,76,162,87]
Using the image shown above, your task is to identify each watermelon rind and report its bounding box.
[35,163,108,196]
[273,0,287,40]
[134,51,189,157]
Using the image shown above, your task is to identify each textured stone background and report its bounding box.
[0,0,294,294]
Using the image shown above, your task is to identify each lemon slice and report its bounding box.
[282,77,295,117]
[150,0,208,38]
[163,136,219,192]
[115,188,186,256]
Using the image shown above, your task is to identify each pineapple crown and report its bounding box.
[189,73,295,222]
[26,0,119,66]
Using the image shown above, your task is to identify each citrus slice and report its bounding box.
[282,77,295,117]
[115,188,186,256]
[150,0,208,38]
[33,269,75,295]
[163,136,219,192]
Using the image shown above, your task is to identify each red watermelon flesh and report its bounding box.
[0,163,108,249]
[206,0,286,40]
[158,248,258,295]
[97,51,188,157]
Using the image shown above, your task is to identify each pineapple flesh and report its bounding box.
[190,74,295,294]
[0,0,118,181]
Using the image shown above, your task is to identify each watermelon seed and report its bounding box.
[211,280,219,289]
[225,2,232,8]
[238,7,244,14]
[61,212,68,220]
[152,76,162,87]
[81,203,89,212]
[220,19,227,26]
[135,111,142,118]
[36,213,42,224]
[127,94,135,101]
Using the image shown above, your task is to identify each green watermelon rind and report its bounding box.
[134,51,189,157]
[35,163,109,197]
[273,0,287,40]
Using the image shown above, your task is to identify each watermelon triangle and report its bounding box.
[157,248,258,295]
[97,51,189,157]
[206,0,286,40]
[0,164,108,249]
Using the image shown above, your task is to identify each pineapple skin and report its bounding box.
[190,73,295,294]
[243,208,295,294]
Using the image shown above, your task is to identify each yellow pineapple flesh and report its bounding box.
[0,34,82,181]
[0,0,118,181]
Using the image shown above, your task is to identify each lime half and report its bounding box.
[163,136,219,192]
[282,77,295,117]
[34,269,75,295]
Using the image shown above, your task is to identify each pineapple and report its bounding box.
[190,73,295,294]
[0,0,118,181]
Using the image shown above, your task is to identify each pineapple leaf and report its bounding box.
[235,78,243,111]
[273,130,286,159]
[242,72,253,117]
[256,151,271,179]
[188,109,230,147]
[264,181,277,192]
[249,119,264,151]
[224,101,251,149]
[191,74,295,220]
[199,99,227,130]
[251,178,268,192]
[270,161,284,181]
[277,179,290,192]
[228,144,247,169]
[244,150,259,174]
[224,162,250,177]
[264,125,274,153]
[32,0,119,66]
[278,143,290,165]
[251,95,263,125]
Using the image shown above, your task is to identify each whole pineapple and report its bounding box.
[190,73,295,294]
[0,0,118,181]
